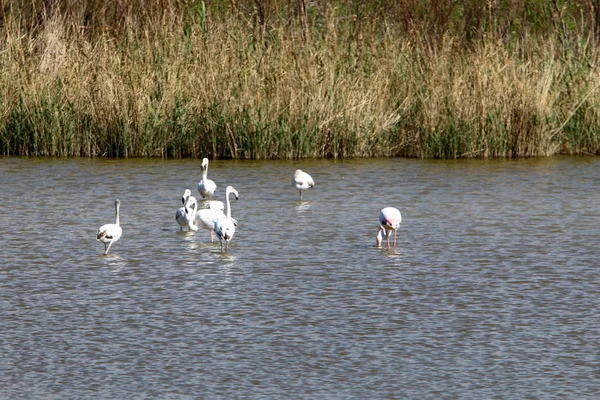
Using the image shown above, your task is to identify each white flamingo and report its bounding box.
[176,188,193,230]
[376,207,402,248]
[214,186,239,251]
[196,208,228,241]
[97,199,123,254]
[198,158,217,199]
[196,186,238,242]
[176,195,199,231]
[293,169,314,200]
[176,191,190,230]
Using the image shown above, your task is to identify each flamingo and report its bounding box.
[198,158,217,199]
[176,193,190,230]
[197,185,238,242]
[176,195,199,231]
[213,186,239,251]
[376,207,402,248]
[196,207,236,242]
[177,189,194,230]
[97,199,123,254]
[293,169,314,200]
[195,197,229,241]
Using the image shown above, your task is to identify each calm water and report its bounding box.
[1,156,599,399]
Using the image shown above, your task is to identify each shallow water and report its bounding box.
[1,156,599,399]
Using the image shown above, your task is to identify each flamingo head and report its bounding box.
[182,189,191,205]
[226,186,239,201]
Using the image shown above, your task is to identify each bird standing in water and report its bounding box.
[214,186,239,251]
[97,199,123,254]
[293,169,314,200]
[376,207,402,248]
[198,158,217,199]
[176,194,199,231]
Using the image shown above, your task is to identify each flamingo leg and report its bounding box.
[105,241,113,254]
[210,230,214,242]
[394,229,397,248]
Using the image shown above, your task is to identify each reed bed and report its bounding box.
[1,1,600,159]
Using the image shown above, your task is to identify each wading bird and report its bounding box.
[176,195,199,231]
[293,169,314,200]
[376,207,402,249]
[198,158,217,199]
[196,206,235,242]
[97,199,123,254]
[214,186,239,251]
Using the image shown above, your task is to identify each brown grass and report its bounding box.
[0,1,600,158]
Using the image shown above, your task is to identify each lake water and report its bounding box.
[1,156,599,399]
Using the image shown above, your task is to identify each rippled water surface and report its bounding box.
[1,156,599,399]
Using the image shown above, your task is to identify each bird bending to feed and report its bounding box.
[97,199,123,255]
[293,169,314,200]
[213,186,239,251]
[176,195,199,231]
[198,158,217,199]
[376,207,402,249]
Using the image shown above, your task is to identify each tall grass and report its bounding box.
[1,0,600,158]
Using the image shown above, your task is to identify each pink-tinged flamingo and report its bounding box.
[376,207,402,248]
[97,199,123,254]
[293,169,314,200]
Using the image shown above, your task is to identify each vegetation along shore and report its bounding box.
[1,0,600,159]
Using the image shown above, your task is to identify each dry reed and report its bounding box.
[1,1,599,158]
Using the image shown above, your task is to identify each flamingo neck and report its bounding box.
[188,201,198,230]
[202,165,208,180]
[115,202,120,226]
[376,227,384,247]
[225,190,232,219]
